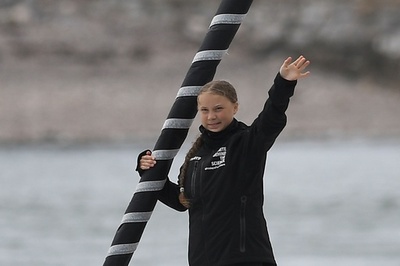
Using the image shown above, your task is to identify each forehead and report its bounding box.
[197,92,230,106]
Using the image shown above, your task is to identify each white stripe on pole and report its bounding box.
[176,86,202,98]
[210,14,246,27]
[135,180,166,193]
[107,243,138,256]
[121,212,153,224]
[192,50,228,63]
[162,118,194,130]
[152,149,180,160]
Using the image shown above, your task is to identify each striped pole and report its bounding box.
[103,0,253,265]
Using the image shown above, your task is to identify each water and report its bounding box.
[1,139,399,266]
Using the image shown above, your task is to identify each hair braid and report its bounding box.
[178,135,203,208]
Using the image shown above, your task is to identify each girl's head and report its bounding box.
[197,80,239,132]
[178,80,238,208]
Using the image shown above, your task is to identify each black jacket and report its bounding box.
[137,73,297,266]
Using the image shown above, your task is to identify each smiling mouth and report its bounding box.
[208,122,220,127]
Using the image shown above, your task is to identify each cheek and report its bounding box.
[221,110,235,120]
[199,112,208,122]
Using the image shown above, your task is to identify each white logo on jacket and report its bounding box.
[205,147,226,170]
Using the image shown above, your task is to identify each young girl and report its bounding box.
[136,56,310,266]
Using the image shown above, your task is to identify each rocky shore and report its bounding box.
[1,50,400,145]
[1,0,400,144]
[1,0,400,82]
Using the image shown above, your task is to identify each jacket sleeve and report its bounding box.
[250,73,297,151]
[135,150,187,212]
[157,179,187,212]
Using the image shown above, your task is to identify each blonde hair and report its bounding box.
[178,80,238,208]
[198,80,238,104]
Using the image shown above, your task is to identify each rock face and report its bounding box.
[1,0,399,84]
[1,0,400,144]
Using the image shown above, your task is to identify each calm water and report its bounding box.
[1,139,399,266]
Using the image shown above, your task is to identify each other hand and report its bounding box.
[140,150,156,170]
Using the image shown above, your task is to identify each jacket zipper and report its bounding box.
[240,195,247,252]
[190,161,198,198]
[199,161,210,264]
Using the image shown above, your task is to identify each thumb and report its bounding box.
[282,57,292,68]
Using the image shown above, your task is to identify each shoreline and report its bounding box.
[1,52,400,144]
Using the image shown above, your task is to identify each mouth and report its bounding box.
[207,122,221,129]
[208,121,220,126]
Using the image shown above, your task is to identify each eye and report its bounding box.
[215,106,224,112]
[200,108,208,113]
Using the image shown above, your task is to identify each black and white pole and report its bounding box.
[103,0,253,265]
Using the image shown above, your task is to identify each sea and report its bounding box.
[1,138,399,266]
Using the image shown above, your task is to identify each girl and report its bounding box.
[136,56,310,266]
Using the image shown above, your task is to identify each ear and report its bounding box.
[233,102,239,115]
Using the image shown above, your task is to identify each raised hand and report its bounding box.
[279,55,310,81]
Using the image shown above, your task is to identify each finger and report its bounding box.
[150,156,157,163]
[140,157,151,164]
[292,55,303,66]
[142,155,156,162]
[140,165,149,170]
[298,59,310,69]
[297,57,309,68]
[144,159,155,165]
[141,157,156,166]
[140,162,153,170]
[285,56,292,65]
[282,57,292,68]
[299,71,311,79]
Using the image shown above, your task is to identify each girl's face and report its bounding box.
[197,92,238,132]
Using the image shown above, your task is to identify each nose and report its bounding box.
[208,111,216,120]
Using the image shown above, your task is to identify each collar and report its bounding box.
[199,119,239,146]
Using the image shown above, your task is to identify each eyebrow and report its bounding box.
[199,104,224,109]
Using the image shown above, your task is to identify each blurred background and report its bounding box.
[1,0,399,265]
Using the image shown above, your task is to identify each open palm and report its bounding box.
[279,55,310,81]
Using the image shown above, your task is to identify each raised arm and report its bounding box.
[248,55,311,152]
